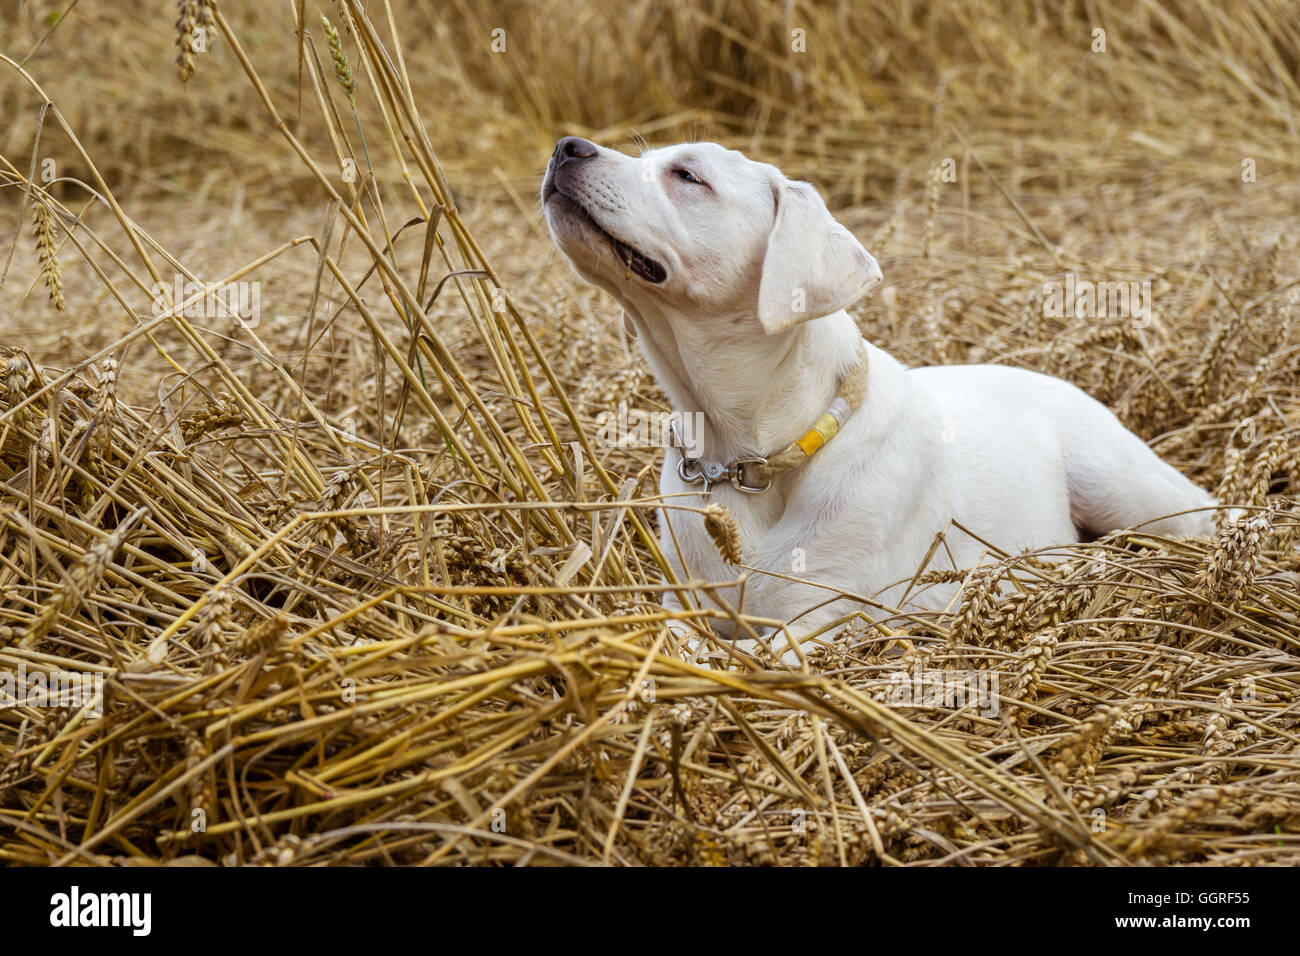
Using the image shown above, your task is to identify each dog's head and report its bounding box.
[542,138,881,333]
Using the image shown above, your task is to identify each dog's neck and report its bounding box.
[623,302,862,461]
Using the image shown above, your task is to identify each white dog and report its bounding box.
[542,137,1217,661]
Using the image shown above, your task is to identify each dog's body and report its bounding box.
[542,137,1217,657]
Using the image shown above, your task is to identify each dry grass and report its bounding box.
[0,0,1299,866]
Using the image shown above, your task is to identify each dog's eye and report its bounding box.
[674,168,705,186]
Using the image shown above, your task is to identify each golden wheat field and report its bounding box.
[0,0,1298,869]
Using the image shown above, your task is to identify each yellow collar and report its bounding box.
[673,343,869,493]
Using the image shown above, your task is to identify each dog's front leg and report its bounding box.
[659,589,714,663]
[743,567,860,665]
[767,607,851,665]
[657,559,745,663]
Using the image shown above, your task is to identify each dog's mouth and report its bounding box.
[547,188,667,284]
[610,234,668,284]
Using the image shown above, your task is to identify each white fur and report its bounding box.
[541,139,1218,662]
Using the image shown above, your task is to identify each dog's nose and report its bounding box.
[553,136,598,167]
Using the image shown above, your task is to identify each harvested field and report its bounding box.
[1,0,1299,866]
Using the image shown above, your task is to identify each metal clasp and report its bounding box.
[670,419,771,494]
[677,454,705,484]
[675,452,770,494]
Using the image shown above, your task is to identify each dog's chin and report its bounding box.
[544,191,668,285]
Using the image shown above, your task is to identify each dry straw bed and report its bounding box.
[0,0,1299,865]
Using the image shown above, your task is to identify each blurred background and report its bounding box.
[6,0,1300,193]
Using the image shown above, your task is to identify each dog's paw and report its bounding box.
[665,618,724,665]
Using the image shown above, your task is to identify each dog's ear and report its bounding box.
[757,176,881,334]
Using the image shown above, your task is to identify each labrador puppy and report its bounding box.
[541,136,1217,661]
